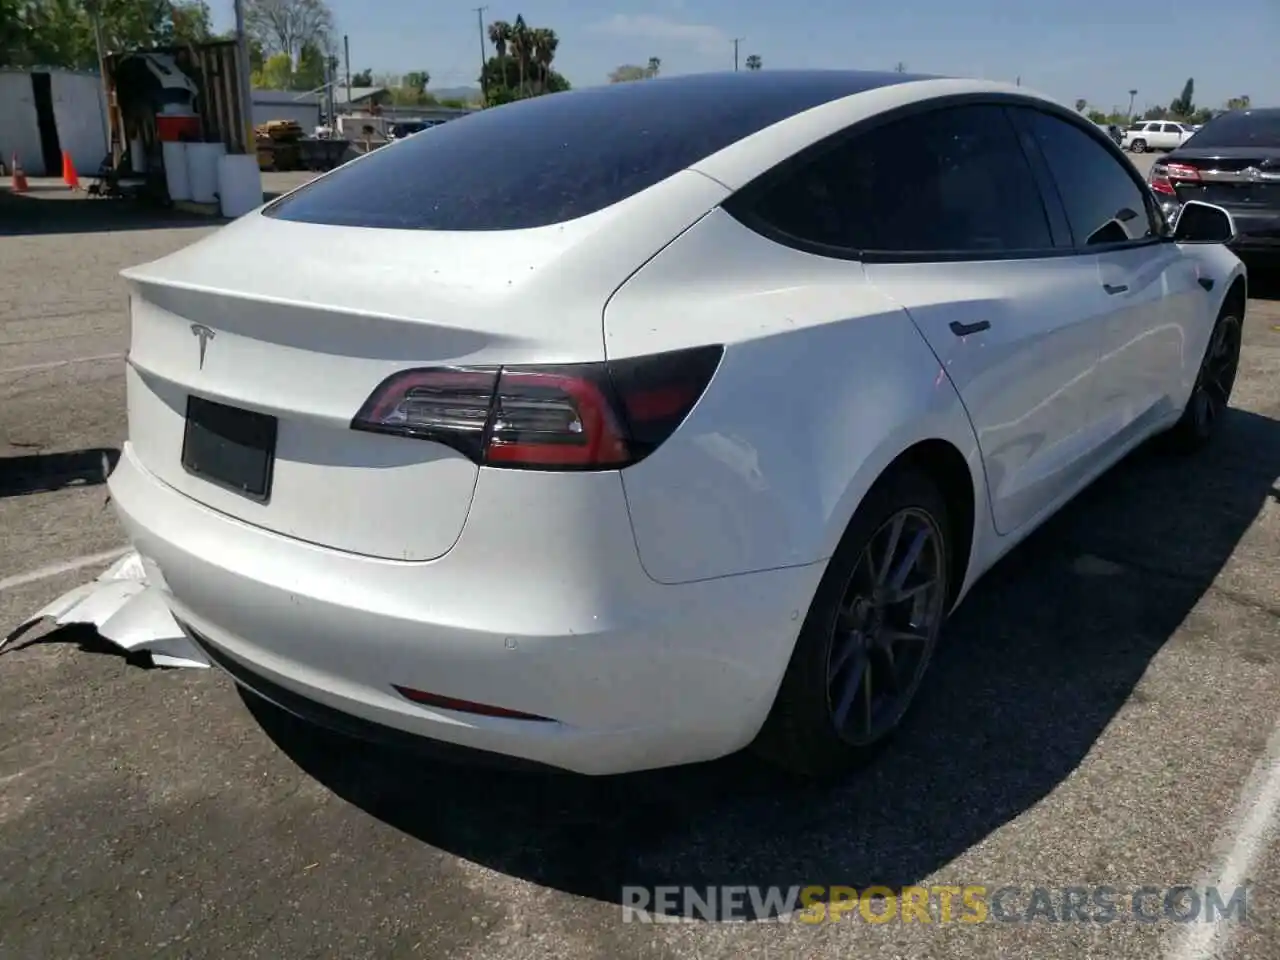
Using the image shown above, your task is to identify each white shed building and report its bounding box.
[0,68,109,177]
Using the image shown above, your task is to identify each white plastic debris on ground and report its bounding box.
[1,550,210,669]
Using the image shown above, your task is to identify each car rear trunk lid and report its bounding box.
[1162,148,1280,209]
[119,213,609,562]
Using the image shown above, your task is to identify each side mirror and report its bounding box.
[1172,201,1238,244]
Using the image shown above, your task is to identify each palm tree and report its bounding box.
[532,27,559,92]
[746,54,762,71]
[508,15,532,97]
[488,19,511,93]
[646,56,661,78]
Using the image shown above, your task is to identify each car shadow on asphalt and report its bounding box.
[0,190,223,236]
[1243,258,1280,301]
[244,406,1280,918]
[0,448,119,498]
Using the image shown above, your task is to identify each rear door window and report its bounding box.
[736,104,1055,256]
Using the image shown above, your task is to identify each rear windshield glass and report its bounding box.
[1183,111,1280,149]
[264,71,924,231]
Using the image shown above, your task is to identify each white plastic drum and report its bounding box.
[186,142,226,204]
[161,141,190,201]
[217,154,264,218]
[130,137,147,173]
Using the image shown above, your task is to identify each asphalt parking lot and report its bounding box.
[2,159,1279,960]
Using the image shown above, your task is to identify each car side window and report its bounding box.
[744,104,1054,255]
[1012,108,1159,247]
[1162,123,1180,134]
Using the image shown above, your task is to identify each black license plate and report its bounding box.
[181,396,277,501]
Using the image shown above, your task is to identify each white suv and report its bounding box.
[1122,120,1195,153]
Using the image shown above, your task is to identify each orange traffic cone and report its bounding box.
[10,154,28,193]
[62,151,80,190]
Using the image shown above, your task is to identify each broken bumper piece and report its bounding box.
[1,550,210,669]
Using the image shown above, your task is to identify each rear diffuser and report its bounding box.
[1,551,210,669]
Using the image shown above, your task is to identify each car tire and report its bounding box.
[1160,304,1243,453]
[1131,139,1147,153]
[752,467,952,780]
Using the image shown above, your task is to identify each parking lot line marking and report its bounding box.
[0,546,131,594]
[0,352,125,377]
[1166,718,1280,960]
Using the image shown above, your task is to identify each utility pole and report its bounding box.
[474,6,488,104]
[233,0,255,153]
[732,37,744,72]
[324,54,337,128]
[89,8,113,159]
[343,34,352,106]
[1127,89,1138,119]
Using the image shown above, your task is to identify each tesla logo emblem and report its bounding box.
[190,323,216,369]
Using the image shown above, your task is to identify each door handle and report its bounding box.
[1103,283,1129,295]
[949,320,991,337]
[1198,277,1215,291]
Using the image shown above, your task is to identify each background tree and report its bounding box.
[254,51,293,89]
[1074,98,1087,113]
[646,56,660,78]
[608,64,648,83]
[507,15,531,96]
[168,1,212,45]
[243,0,333,68]
[480,14,566,103]
[486,19,510,99]
[746,54,762,71]
[530,28,557,92]
[1169,77,1195,117]
[351,68,372,85]
[894,61,907,73]
[2,0,212,69]
[1225,95,1251,111]
[403,70,430,95]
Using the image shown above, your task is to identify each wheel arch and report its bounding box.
[878,439,978,611]
[1223,273,1247,321]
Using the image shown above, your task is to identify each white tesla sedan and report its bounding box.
[109,71,1247,778]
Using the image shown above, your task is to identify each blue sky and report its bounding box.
[213,0,1278,110]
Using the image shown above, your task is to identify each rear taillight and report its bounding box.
[1149,165,1175,196]
[1150,162,1200,196]
[351,345,723,470]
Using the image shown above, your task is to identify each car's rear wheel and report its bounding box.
[1131,138,1147,153]
[753,468,951,780]
[1162,304,1243,452]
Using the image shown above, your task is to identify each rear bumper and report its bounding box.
[1220,209,1280,251]
[108,442,823,775]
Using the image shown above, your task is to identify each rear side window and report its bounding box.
[739,104,1054,255]
[1014,109,1158,246]
[1184,111,1280,149]
[264,71,922,231]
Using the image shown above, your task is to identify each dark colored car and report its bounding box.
[388,120,444,140]
[1150,108,1280,253]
